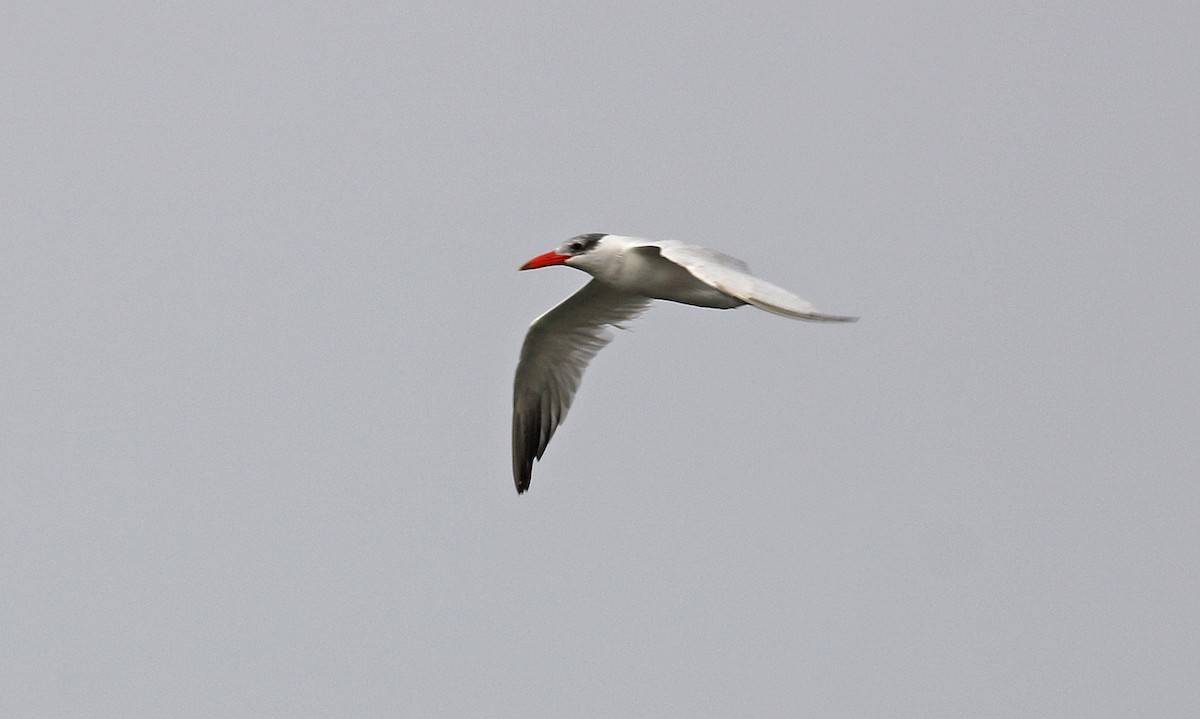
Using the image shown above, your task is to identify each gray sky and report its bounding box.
[4,2,1198,716]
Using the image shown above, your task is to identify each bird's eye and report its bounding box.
[569,242,582,252]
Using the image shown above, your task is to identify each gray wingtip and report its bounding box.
[514,452,534,494]
[745,298,860,322]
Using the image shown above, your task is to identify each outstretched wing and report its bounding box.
[647,240,858,322]
[513,280,652,493]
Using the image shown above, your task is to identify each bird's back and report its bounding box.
[616,240,747,309]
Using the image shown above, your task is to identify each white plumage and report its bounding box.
[513,234,855,494]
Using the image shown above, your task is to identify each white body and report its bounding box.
[512,234,855,494]
[571,238,746,309]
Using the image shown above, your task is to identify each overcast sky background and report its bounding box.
[4,2,1198,716]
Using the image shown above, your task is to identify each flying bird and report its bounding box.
[513,233,856,494]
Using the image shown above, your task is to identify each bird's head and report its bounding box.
[519,233,610,273]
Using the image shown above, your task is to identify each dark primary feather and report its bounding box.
[512,280,650,493]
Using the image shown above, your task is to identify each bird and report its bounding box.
[512,233,856,494]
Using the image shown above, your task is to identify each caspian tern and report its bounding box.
[513,233,856,494]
